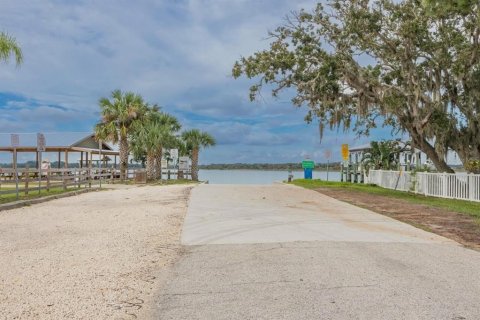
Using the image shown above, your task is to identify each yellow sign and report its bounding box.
[341,144,349,161]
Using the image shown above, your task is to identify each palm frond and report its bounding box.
[0,32,23,66]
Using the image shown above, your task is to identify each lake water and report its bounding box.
[198,169,341,184]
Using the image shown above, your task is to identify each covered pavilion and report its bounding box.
[0,133,119,169]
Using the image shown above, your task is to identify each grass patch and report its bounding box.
[0,186,87,205]
[291,179,480,220]
[149,179,199,186]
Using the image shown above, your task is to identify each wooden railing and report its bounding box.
[0,168,118,196]
[0,167,193,198]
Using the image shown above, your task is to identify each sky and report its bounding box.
[0,0,395,164]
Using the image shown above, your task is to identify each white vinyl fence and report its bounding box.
[365,170,480,202]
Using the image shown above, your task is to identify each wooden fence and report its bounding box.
[365,170,480,202]
[0,167,193,198]
[0,168,122,197]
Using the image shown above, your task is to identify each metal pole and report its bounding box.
[340,163,344,182]
[326,160,329,181]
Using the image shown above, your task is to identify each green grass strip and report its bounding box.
[0,187,86,205]
[291,179,480,220]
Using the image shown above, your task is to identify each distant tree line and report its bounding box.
[199,162,341,171]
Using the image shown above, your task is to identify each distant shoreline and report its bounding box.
[199,168,340,172]
[199,162,341,171]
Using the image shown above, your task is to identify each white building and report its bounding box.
[349,142,462,170]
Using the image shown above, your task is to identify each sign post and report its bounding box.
[324,149,332,181]
[341,144,349,162]
[341,144,350,183]
[178,156,190,180]
[301,159,315,179]
[169,149,179,180]
[37,133,46,194]
[170,149,178,161]
[11,134,20,200]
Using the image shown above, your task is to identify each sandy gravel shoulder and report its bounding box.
[0,184,194,319]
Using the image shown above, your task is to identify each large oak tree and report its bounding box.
[233,0,480,173]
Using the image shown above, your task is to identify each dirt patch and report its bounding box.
[314,187,480,250]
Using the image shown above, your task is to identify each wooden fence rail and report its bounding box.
[0,167,192,198]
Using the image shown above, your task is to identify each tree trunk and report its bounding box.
[416,136,455,173]
[191,148,199,181]
[452,142,480,169]
[146,152,155,181]
[155,148,162,180]
[119,137,129,181]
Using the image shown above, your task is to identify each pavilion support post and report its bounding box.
[80,152,84,168]
[57,151,61,169]
[89,152,93,188]
[84,152,88,187]
[64,150,68,169]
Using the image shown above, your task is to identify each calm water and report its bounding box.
[199,169,341,184]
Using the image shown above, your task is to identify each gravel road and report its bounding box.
[0,184,193,320]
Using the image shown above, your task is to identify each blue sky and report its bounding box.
[0,0,395,164]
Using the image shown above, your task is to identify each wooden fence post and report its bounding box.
[25,166,29,195]
[46,170,50,192]
[62,169,67,191]
[88,168,92,188]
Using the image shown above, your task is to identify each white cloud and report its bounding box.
[2,0,391,164]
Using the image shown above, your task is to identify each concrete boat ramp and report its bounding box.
[154,184,480,319]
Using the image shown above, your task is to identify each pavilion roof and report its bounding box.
[0,132,119,155]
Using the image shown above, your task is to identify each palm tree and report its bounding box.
[131,110,181,180]
[362,140,407,172]
[95,90,146,180]
[0,32,23,65]
[150,112,181,180]
[181,129,216,181]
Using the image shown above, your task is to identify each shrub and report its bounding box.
[465,159,480,174]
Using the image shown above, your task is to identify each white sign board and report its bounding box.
[178,156,190,170]
[324,149,332,160]
[11,134,19,147]
[161,158,168,169]
[37,133,46,152]
[170,149,178,159]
